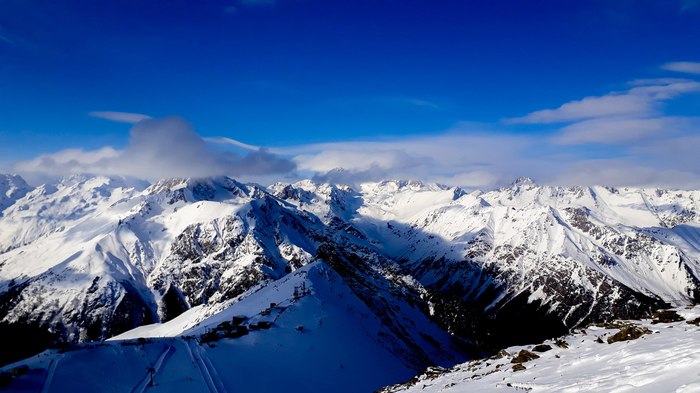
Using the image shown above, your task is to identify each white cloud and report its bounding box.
[21,147,120,166]
[549,159,700,189]
[275,85,700,189]
[631,134,700,169]
[628,79,700,98]
[89,111,153,124]
[12,114,700,190]
[275,126,700,189]
[662,62,700,75]
[274,126,540,189]
[552,117,697,145]
[508,94,653,124]
[10,67,700,190]
[507,79,700,124]
[15,116,295,182]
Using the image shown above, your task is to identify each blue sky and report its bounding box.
[1,0,700,187]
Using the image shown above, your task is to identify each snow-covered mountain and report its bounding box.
[0,174,469,373]
[2,173,700,390]
[274,178,700,347]
[0,174,31,217]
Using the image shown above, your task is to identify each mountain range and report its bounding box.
[1,173,700,391]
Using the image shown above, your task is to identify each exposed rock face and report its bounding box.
[651,310,685,324]
[511,350,540,363]
[606,324,652,344]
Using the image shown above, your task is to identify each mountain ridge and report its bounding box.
[1,173,700,388]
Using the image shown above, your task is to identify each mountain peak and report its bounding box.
[368,179,449,193]
[0,173,32,213]
[511,176,537,187]
[146,176,252,202]
[0,173,29,192]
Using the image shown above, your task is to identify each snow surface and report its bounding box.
[1,263,430,393]
[383,306,700,393]
[4,174,700,392]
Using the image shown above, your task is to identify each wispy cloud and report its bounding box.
[13,112,700,189]
[224,0,276,13]
[283,71,700,189]
[662,61,700,75]
[89,111,153,124]
[507,94,652,124]
[486,70,700,187]
[0,25,16,46]
[281,124,700,189]
[681,0,700,12]
[11,64,700,190]
[552,116,698,145]
[548,159,700,188]
[273,123,542,188]
[0,34,15,46]
[404,98,443,110]
[326,95,445,112]
[507,79,700,124]
[376,96,444,110]
[238,0,277,6]
[204,136,261,151]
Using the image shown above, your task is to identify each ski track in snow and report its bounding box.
[197,346,227,393]
[130,344,175,393]
[185,339,227,393]
[40,354,62,393]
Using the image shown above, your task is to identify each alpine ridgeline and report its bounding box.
[1,174,700,389]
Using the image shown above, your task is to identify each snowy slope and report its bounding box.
[0,176,329,345]
[3,173,700,386]
[0,262,465,393]
[380,306,700,393]
[0,174,472,377]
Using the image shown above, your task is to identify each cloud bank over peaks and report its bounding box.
[10,64,700,190]
[281,126,541,189]
[285,72,700,189]
[15,116,296,183]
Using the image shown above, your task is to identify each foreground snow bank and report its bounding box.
[382,306,700,393]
